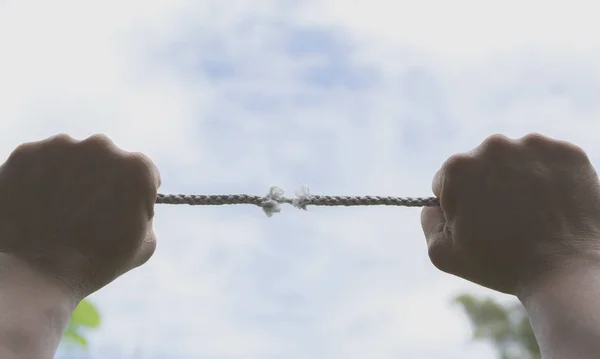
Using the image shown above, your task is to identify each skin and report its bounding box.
[422,133,600,358]
[1,132,599,358]
[0,134,159,358]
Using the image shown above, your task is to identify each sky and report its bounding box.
[2,0,600,358]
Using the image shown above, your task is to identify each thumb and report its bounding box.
[421,206,459,274]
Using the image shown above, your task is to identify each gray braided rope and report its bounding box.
[155,185,439,217]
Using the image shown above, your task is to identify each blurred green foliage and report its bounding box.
[62,299,101,347]
[454,293,540,359]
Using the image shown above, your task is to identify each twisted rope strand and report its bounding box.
[156,193,439,207]
[155,185,439,217]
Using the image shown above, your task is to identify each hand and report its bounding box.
[0,134,160,299]
[421,133,600,295]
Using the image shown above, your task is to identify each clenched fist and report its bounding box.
[421,133,600,295]
[0,134,160,299]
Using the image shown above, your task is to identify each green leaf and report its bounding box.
[61,299,101,348]
[70,299,101,328]
[62,330,88,346]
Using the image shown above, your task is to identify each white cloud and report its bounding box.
[0,0,207,167]
[296,0,600,63]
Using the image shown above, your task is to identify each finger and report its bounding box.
[128,152,161,190]
[421,206,446,247]
[432,164,453,215]
[131,224,157,269]
[141,153,161,190]
[435,153,478,217]
[421,206,459,274]
[432,168,444,198]
[124,153,161,220]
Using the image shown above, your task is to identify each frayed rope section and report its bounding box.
[155,185,440,217]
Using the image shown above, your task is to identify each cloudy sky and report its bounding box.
[2,0,600,358]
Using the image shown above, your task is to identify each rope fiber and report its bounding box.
[155,185,439,217]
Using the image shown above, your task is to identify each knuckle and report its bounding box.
[520,132,552,147]
[521,133,591,163]
[442,153,474,179]
[48,133,77,145]
[479,134,514,154]
[561,142,590,162]
[79,134,118,151]
[9,142,36,162]
[9,133,77,162]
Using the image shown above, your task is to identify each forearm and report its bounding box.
[518,256,600,359]
[0,255,76,359]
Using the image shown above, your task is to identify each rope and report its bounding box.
[155,185,439,217]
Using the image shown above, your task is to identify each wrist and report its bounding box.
[0,254,77,359]
[517,252,600,305]
[517,253,600,359]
